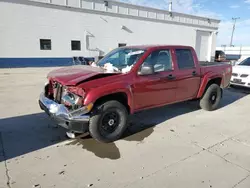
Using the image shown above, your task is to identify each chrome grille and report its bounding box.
[53,82,63,103]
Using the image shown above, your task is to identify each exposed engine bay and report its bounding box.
[45,81,84,112]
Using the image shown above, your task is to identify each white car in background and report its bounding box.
[231,57,250,88]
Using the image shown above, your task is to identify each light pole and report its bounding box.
[230,17,240,47]
[168,0,172,12]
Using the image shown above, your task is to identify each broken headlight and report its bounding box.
[61,89,83,110]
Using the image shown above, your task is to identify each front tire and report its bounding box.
[199,84,222,111]
[89,100,128,143]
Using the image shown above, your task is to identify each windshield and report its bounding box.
[97,48,146,72]
[239,58,250,66]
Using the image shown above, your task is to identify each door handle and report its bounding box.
[167,74,176,80]
[192,71,197,76]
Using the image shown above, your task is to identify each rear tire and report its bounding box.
[199,84,221,111]
[89,100,128,143]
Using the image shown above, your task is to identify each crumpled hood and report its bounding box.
[47,65,119,86]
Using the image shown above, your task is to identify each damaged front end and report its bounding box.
[39,81,93,133]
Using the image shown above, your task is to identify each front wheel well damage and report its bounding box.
[94,92,130,114]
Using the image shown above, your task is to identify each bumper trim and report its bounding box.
[230,82,250,88]
[39,93,90,133]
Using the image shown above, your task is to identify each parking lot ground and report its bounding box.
[0,67,250,188]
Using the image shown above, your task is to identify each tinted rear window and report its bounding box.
[176,49,195,69]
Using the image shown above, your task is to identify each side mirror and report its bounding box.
[138,63,154,75]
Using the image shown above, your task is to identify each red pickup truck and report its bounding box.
[39,45,232,142]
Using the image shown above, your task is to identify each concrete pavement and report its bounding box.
[0,67,250,188]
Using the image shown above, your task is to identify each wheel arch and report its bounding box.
[197,76,222,98]
[94,92,131,114]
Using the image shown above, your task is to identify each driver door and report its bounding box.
[132,49,178,111]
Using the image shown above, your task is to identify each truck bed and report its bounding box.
[199,61,229,67]
[200,61,232,88]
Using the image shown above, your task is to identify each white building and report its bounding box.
[216,46,250,62]
[0,0,220,67]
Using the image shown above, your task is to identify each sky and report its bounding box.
[119,0,250,47]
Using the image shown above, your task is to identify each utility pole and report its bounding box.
[168,0,172,12]
[230,17,240,47]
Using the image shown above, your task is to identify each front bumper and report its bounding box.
[39,93,90,133]
[230,77,250,88]
[230,82,250,88]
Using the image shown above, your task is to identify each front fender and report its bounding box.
[83,83,134,113]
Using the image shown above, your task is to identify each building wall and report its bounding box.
[0,0,219,67]
[216,46,250,62]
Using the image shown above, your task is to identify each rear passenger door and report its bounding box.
[174,49,201,101]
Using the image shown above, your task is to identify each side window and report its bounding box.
[40,39,51,50]
[71,40,81,51]
[143,50,172,72]
[176,49,195,69]
[118,43,127,47]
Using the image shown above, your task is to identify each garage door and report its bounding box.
[195,31,211,61]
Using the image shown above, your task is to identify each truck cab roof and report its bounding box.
[121,45,194,50]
